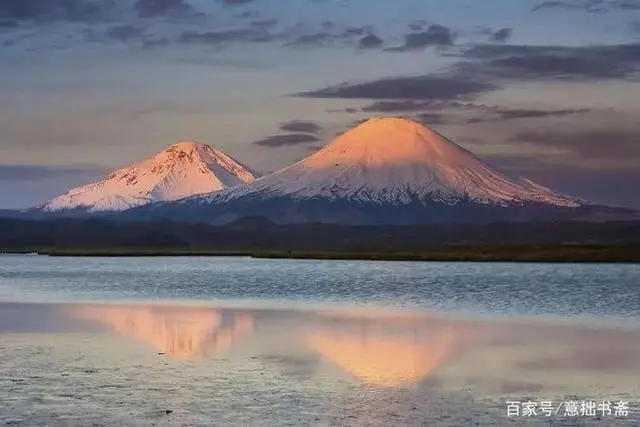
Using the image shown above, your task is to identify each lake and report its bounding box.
[0,255,639,426]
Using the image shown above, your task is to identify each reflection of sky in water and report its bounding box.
[0,256,639,324]
[1,301,640,425]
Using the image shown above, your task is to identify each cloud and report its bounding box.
[408,20,428,31]
[532,0,640,13]
[295,75,498,101]
[342,27,367,37]
[252,133,320,147]
[250,19,278,28]
[511,128,640,159]
[387,24,455,51]
[531,0,605,12]
[360,100,442,113]
[287,25,370,48]
[614,0,640,9]
[0,19,18,28]
[134,0,192,18]
[104,25,146,43]
[179,28,274,44]
[486,154,640,208]
[490,28,513,43]
[220,0,257,5]
[0,164,107,181]
[351,118,369,127]
[327,107,360,114]
[413,112,449,125]
[289,31,335,47]
[0,0,116,22]
[358,34,384,49]
[357,100,493,114]
[0,0,203,23]
[0,0,203,24]
[458,43,640,80]
[467,107,592,123]
[357,102,593,126]
[0,164,109,209]
[497,108,591,120]
[279,120,321,134]
[341,99,596,130]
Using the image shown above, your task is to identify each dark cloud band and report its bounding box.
[253,133,320,147]
[386,24,455,52]
[459,43,640,80]
[279,120,321,134]
[511,128,640,158]
[295,75,498,101]
[0,164,108,181]
[532,0,640,13]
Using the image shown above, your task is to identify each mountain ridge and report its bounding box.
[188,117,581,208]
[41,142,258,212]
[128,117,597,224]
[19,116,638,225]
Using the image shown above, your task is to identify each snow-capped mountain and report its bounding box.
[41,142,258,212]
[131,117,585,225]
[208,117,580,207]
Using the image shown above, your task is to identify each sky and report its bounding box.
[0,0,639,209]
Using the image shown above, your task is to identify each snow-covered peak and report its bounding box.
[151,141,258,185]
[303,116,481,169]
[42,142,258,212]
[205,116,581,208]
[168,141,203,150]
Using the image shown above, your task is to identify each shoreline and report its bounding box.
[3,244,640,263]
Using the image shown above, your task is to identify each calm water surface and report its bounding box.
[0,255,639,321]
[0,255,639,426]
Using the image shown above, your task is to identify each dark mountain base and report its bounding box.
[127,196,640,225]
[1,218,640,262]
[12,246,639,263]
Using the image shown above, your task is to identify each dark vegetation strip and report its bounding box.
[2,245,639,263]
[1,218,639,262]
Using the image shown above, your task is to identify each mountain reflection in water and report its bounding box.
[304,316,474,387]
[3,300,640,426]
[67,304,475,386]
[70,305,253,358]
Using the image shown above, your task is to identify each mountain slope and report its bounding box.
[129,117,599,224]
[204,117,580,207]
[42,142,258,212]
